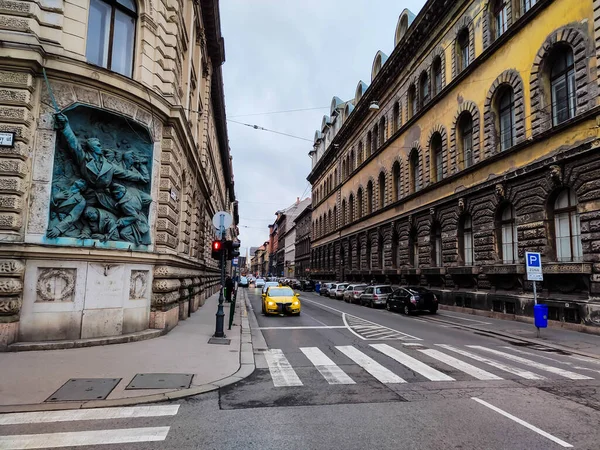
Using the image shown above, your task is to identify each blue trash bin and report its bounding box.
[534,304,548,328]
[315,282,321,294]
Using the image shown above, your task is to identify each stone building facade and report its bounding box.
[308,0,600,325]
[0,0,236,349]
[294,204,312,278]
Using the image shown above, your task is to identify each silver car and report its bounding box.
[343,284,368,303]
[329,283,349,299]
[359,285,394,308]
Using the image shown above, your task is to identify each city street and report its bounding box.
[3,288,600,449]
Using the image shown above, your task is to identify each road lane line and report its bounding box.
[336,345,405,384]
[371,344,455,381]
[258,326,347,330]
[436,345,546,380]
[419,349,503,381]
[468,346,592,380]
[0,427,170,449]
[471,398,573,448]
[300,347,355,385]
[264,349,303,387]
[0,405,180,426]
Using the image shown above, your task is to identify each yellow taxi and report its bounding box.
[261,286,301,316]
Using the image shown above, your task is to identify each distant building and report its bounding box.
[294,204,313,278]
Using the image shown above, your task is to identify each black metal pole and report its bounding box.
[214,235,226,338]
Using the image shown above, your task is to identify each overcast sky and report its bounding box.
[220,0,427,255]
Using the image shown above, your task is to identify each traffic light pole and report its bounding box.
[214,225,226,338]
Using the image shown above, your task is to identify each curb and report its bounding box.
[0,291,257,414]
[428,310,600,361]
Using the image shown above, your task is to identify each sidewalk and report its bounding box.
[0,291,254,412]
[437,305,600,359]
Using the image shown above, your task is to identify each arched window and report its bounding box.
[392,162,401,202]
[419,71,430,107]
[334,169,338,186]
[498,205,518,264]
[373,124,379,150]
[459,215,474,265]
[341,199,347,227]
[408,84,417,118]
[431,223,442,267]
[393,102,400,134]
[379,117,386,145]
[493,0,509,39]
[358,141,364,164]
[432,57,443,96]
[349,149,355,172]
[328,210,332,234]
[497,87,515,151]
[86,0,137,77]
[367,181,373,214]
[430,133,443,182]
[553,189,582,262]
[357,188,364,218]
[409,149,420,193]
[378,172,386,209]
[366,131,372,157]
[456,29,470,73]
[333,205,337,230]
[550,46,576,126]
[458,113,474,169]
[409,228,419,268]
[349,194,355,223]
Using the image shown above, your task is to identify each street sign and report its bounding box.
[232,258,238,266]
[525,252,543,281]
[0,132,15,148]
[212,211,233,238]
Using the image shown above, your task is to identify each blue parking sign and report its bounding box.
[525,252,543,281]
[527,253,540,267]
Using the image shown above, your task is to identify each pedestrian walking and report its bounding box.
[225,276,234,303]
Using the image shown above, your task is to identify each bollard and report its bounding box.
[228,288,237,330]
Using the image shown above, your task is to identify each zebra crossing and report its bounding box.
[263,343,597,388]
[0,405,179,449]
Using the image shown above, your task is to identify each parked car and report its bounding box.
[359,285,394,308]
[320,282,334,296]
[343,284,368,303]
[300,279,316,292]
[330,283,349,299]
[292,279,302,290]
[387,286,439,314]
[239,276,249,288]
[255,278,265,288]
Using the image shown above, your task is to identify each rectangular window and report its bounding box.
[464,231,473,265]
[112,9,135,77]
[86,0,112,68]
[463,132,473,168]
[435,237,442,266]
[555,212,572,261]
[501,223,518,264]
[435,151,443,182]
[500,108,514,151]
[523,0,537,13]
[495,6,508,39]
[434,70,442,95]
[461,44,469,69]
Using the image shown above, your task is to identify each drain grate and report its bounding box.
[126,373,193,390]
[46,378,121,402]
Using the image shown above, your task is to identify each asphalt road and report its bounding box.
[2,288,600,449]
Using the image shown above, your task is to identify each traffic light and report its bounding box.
[211,240,223,260]
[224,240,241,260]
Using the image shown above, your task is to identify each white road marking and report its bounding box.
[471,398,573,448]
[336,345,405,384]
[264,349,303,387]
[468,346,592,380]
[402,343,424,347]
[436,345,546,380]
[371,344,455,381]
[568,354,600,365]
[0,427,170,449]
[419,349,503,381]
[500,346,576,366]
[0,405,180,426]
[300,347,355,385]
[258,326,347,330]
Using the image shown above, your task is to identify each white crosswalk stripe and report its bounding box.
[0,405,179,449]
[468,346,593,380]
[436,344,546,380]
[418,349,503,381]
[336,345,406,384]
[264,349,304,387]
[371,344,455,381]
[342,313,421,341]
[300,347,355,385]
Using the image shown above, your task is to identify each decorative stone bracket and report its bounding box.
[0,259,25,318]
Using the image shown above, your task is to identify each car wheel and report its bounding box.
[386,302,391,311]
[429,308,438,314]
[369,300,373,308]
[403,305,410,315]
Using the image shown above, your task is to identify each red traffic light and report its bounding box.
[212,240,222,251]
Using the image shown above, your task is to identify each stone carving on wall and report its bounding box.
[458,197,465,213]
[129,270,149,300]
[0,297,21,315]
[36,268,76,302]
[0,259,25,276]
[47,105,153,246]
[494,183,505,202]
[547,165,563,188]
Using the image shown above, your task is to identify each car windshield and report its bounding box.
[376,286,393,294]
[407,287,429,294]
[338,284,348,289]
[256,279,264,283]
[355,286,367,291]
[268,288,295,297]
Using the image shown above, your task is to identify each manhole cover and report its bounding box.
[208,337,231,345]
[46,378,121,402]
[126,373,193,390]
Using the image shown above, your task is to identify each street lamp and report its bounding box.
[369,101,380,111]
